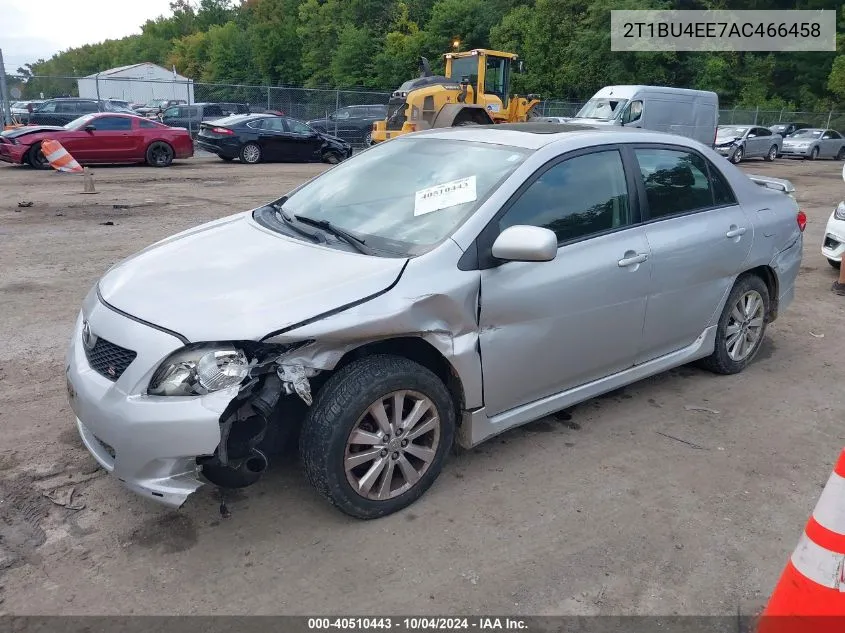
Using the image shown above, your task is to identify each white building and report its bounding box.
[77,62,194,105]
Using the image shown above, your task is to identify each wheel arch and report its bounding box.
[331,337,466,423]
[741,265,779,321]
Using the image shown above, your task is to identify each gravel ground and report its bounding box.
[0,155,843,616]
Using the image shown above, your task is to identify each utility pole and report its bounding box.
[0,48,13,126]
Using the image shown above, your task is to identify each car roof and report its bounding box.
[409,122,725,153]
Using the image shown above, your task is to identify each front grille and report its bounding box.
[84,336,137,381]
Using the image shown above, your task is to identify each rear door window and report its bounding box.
[204,105,224,117]
[77,101,99,113]
[633,147,715,219]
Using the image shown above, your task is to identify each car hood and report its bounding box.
[716,135,740,144]
[318,131,349,145]
[783,138,813,144]
[1,125,65,139]
[97,212,408,342]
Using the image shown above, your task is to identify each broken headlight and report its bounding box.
[148,345,249,396]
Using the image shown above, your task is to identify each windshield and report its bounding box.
[717,126,749,137]
[788,129,822,138]
[450,56,479,85]
[64,114,98,130]
[276,138,530,256]
[575,98,628,120]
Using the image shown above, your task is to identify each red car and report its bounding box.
[0,113,193,168]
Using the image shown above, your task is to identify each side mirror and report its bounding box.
[516,60,526,74]
[491,225,557,262]
[84,124,96,132]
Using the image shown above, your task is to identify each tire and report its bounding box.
[765,145,777,162]
[239,142,262,164]
[321,151,341,165]
[455,119,480,127]
[219,155,235,162]
[808,146,819,161]
[829,259,842,270]
[364,132,373,146]
[300,354,456,519]
[698,274,770,375]
[730,146,743,164]
[145,141,174,167]
[836,147,845,161]
[27,143,50,169]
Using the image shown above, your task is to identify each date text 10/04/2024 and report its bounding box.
[307,618,529,630]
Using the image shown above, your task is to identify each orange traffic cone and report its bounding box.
[758,448,845,633]
[40,138,83,173]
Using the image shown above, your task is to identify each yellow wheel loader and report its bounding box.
[370,49,541,144]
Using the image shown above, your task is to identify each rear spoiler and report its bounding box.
[748,174,795,195]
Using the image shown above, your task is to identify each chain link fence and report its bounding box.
[6,75,845,144]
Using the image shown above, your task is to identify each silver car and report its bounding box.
[781,128,845,160]
[66,124,805,519]
[714,125,782,163]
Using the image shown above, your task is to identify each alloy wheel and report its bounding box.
[242,144,261,163]
[725,290,765,361]
[344,390,440,501]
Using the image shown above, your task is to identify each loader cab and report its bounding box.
[445,49,517,112]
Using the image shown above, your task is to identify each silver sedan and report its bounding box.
[66,124,805,518]
[714,125,782,163]
[781,128,845,160]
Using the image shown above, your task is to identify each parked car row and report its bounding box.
[714,123,845,163]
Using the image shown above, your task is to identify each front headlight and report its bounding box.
[148,345,249,396]
[835,201,845,221]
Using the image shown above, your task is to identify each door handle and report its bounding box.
[726,226,747,238]
[618,253,648,267]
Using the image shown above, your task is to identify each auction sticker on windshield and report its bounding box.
[414,176,477,216]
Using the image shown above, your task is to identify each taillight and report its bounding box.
[211,127,234,135]
[797,210,807,232]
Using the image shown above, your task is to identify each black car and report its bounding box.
[307,104,388,146]
[25,98,136,126]
[769,122,811,138]
[196,114,352,164]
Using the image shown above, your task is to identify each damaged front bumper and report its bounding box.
[66,295,229,508]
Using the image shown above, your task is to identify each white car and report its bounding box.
[822,164,845,269]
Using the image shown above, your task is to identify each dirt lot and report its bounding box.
[0,154,843,616]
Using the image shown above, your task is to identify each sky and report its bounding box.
[0,0,175,73]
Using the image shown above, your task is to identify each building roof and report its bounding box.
[84,63,191,80]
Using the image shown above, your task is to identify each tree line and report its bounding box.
[9,0,845,110]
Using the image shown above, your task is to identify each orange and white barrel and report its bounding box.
[40,139,83,173]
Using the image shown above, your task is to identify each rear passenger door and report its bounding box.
[632,145,753,363]
[751,127,775,157]
[820,130,843,158]
[478,147,652,415]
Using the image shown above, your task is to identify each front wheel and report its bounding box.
[27,143,50,169]
[829,259,842,270]
[300,355,455,519]
[145,141,174,167]
[808,146,819,161]
[364,132,373,146]
[730,146,743,164]
[765,145,777,162]
[698,274,770,375]
[321,150,341,164]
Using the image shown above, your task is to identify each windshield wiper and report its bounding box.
[292,215,376,255]
[271,204,325,244]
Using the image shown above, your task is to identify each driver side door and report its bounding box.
[477,147,651,417]
[284,118,323,161]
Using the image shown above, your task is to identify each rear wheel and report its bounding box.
[27,143,50,169]
[765,145,777,162]
[836,147,845,161]
[364,132,373,146]
[698,274,769,375]
[145,142,174,167]
[455,120,480,127]
[240,142,262,164]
